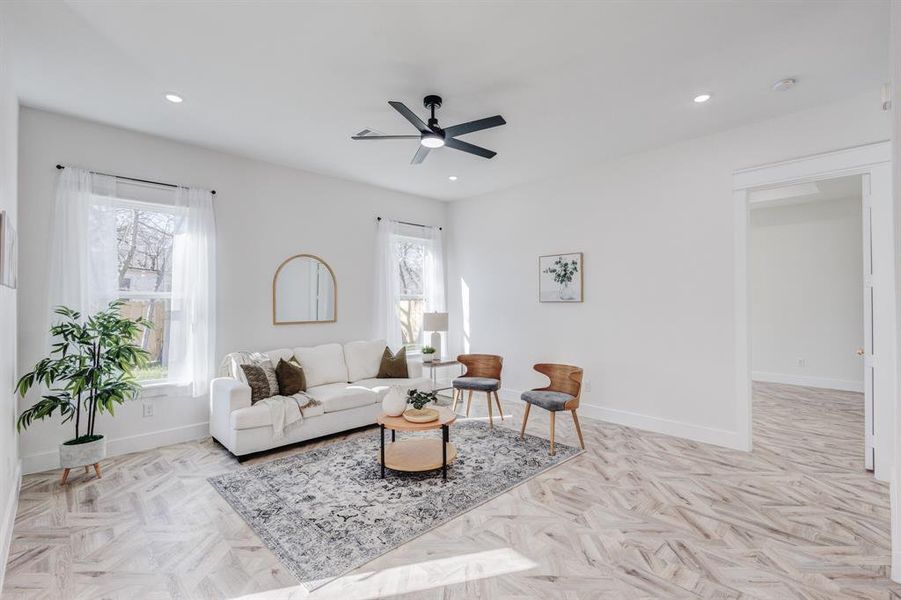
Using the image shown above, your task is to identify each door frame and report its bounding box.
[731,140,894,482]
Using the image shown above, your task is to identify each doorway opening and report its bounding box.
[747,174,870,472]
[731,141,894,484]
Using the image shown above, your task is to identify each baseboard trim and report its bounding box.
[499,388,748,451]
[580,405,747,450]
[752,371,863,393]
[0,459,22,591]
[22,422,209,475]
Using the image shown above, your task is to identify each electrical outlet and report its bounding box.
[797,358,806,368]
[584,380,592,392]
[142,402,154,418]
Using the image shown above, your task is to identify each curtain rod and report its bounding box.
[56,164,216,195]
[376,216,442,231]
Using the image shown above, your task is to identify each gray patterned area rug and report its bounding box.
[208,419,583,590]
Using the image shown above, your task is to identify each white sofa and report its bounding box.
[209,340,431,458]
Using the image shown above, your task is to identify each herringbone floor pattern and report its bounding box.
[4,383,900,599]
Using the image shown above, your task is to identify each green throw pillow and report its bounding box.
[378,346,409,378]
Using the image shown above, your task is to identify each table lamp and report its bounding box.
[422,312,448,360]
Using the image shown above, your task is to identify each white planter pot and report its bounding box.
[59,436,107,468]
[423,353,435,363]
[381,386,407,417]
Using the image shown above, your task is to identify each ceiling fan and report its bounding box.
[352,95,506,164]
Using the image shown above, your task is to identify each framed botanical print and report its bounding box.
[539,252,582,302]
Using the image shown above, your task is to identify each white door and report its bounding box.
[862,174,875,471]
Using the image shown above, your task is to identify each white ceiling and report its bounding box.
[3,1,889,201]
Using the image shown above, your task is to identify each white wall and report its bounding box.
[0,10,19,587]
[17,107,446,473]
[750,196,864,391]
[446,91,888,450]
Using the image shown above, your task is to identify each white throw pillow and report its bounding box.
[293,343,348,388]
[344,339,387,382]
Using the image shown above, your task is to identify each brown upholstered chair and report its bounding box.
[452,354,504,427]
[520,363,585,455]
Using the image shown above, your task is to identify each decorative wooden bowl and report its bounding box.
[403,407,439,423]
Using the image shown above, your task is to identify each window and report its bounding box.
[394,235,425,351]
[53,167,215,397]
[111,199,178,383]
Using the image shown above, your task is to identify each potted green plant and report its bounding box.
[16,301,151,478]
[403,388,439,422]
[406,388,437,410]
[421,345,437,363]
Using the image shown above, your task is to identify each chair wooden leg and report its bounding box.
[520,403,531,439]
[452,389,459,412]
[465,390,473,416]
[60,468,70,486]
[486,391,493,427]
[83,466,89,474]
[493,391,504,421]
[549,411,556,456]
[93,463,102,479]
[571,409,585,449]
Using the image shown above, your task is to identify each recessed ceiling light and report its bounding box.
[771,78,797,92]
[448,176,458,181]
[693,93,712,103]
[164,93,184,103]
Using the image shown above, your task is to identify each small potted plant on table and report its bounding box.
[403,388,439,423]
[421,346,437,363]
[16,301,151,485]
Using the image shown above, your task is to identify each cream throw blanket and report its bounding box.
[256,394,311,440]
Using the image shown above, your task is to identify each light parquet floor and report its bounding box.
[4,383,901,599]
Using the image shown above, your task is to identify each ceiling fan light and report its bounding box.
[420,134,445,148]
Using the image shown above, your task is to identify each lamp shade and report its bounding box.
[422,312,448,332]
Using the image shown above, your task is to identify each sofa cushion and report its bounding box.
[378,346,409,378]
[263,348,294,367]
[276,358,307,395]
[353,377,432,400]
[230,394,309,430]
[306,382,377,413]
[344,339,386,382]
[231,401,273,430]
[240,365,273,404]
[293,343,348,388]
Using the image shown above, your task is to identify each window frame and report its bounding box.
[392,232,429,354]
[94,193,183,388]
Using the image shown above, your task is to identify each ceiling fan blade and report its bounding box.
[352,135,420,140]
[443,115,506,138]
[411,144,431,165]
[444,137,497,159]
[389,101,429,133]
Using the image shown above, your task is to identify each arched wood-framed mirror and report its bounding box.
[272,254,337,324]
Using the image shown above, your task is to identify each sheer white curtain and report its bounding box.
[48,167,118,328]
[373,218,404,351]
[422,225,445,312]
[169,187,217,397]
[422,225,446,355]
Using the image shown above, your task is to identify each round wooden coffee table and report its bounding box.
[378,406,457,480]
